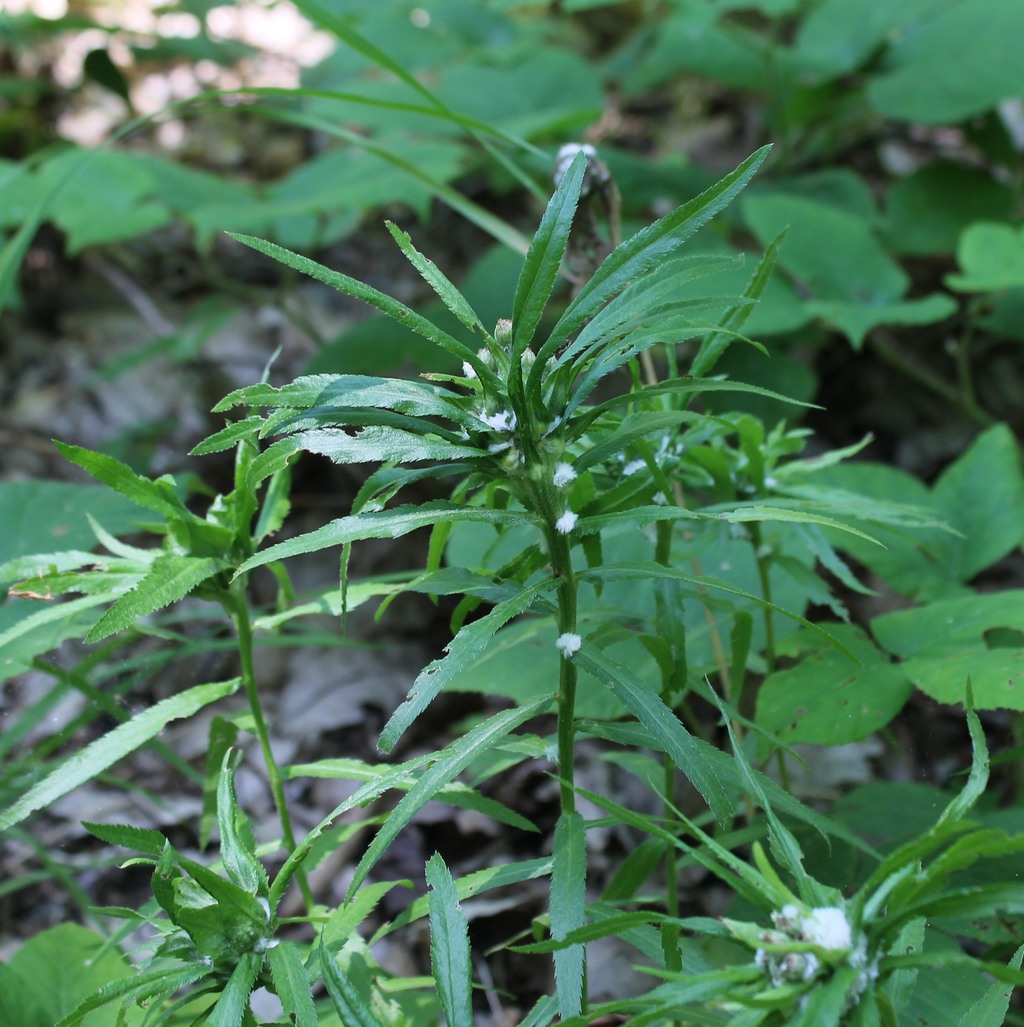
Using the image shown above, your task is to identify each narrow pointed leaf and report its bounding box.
[86,554,227,643]
[512,151,586,356]
[189,416,264,456]
[267,941,318,1027]
[206,950,263,1027]
[229,233,483,370]
[426,853,474,1027]
[551,812,587,1021]
[380,578,553,752]
[387,221,487,335]
[575,645,733,823]
[348,696,551,897]
[237,503,525,575]
[0,678,239,831]
[318,935,381,1027]
[531,144,772,387]
[959,942,1024,1027]
[691,228,786,377]
[54,442,188,521]
[217,749,267,896]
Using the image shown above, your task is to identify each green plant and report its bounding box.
[5,131,1021,1026]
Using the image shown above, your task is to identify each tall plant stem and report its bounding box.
[548,525,579,817]
[223,582,314,913]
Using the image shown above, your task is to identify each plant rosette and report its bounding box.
[725,901,877,1006]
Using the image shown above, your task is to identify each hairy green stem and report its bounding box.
[223,582,314,913]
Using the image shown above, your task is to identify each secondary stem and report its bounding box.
[224,581,314,913]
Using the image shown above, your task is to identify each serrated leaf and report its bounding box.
[237,502,525,576]
[83,821,167,856]
[54,442,188,521]
[318,935,381,1027]
[205,950,263,1027]
[292,425,480,466]
[380,578,553,752]
[347,696,551,897]
[512,150,586,356]
[551,812,587,1021]
[426,852,473,1027]
[217,749,267,896]
[530,144,771,390]
[267,941,317,1027]
[575,645,732,823]
[189,416,264,456]
[691,228,785,377]
[86,554,227,643]
[229,232,484,371]
[387,221,486,335]
[959,942,1024,1027]
[0,677,239,831]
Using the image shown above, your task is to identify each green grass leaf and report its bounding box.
[0,678,239,831]
[426,853,474,1027]
[551,812,587,1021]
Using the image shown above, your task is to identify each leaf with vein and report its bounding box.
[426,853,474,1027]
[379,578,553,752]
[0,678,239,831]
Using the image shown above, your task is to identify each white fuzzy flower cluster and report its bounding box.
[553,461,577,488]
[556,632,582,658]
[754,903,876,1001]
[479,409,517,433]
[555,510,578,534]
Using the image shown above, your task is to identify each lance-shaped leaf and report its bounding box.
[691,228,786,377]
[379,578,553,752]
[237,502,526,576]
[267,942,318,1027]
[529,144,772,393]
[86,554,228,643]
[426,853,474,1027]
[55,442,190,521]
[575,645,733,823]
[292,426,481,466]
[512,149,586,357]
[229,233,497,385]
[347,696,552,897]
[206,950,263,1027]
[387,221,487,336]
[0,677,239,831]
[551,812,587,1021]
[217,748,268,897]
